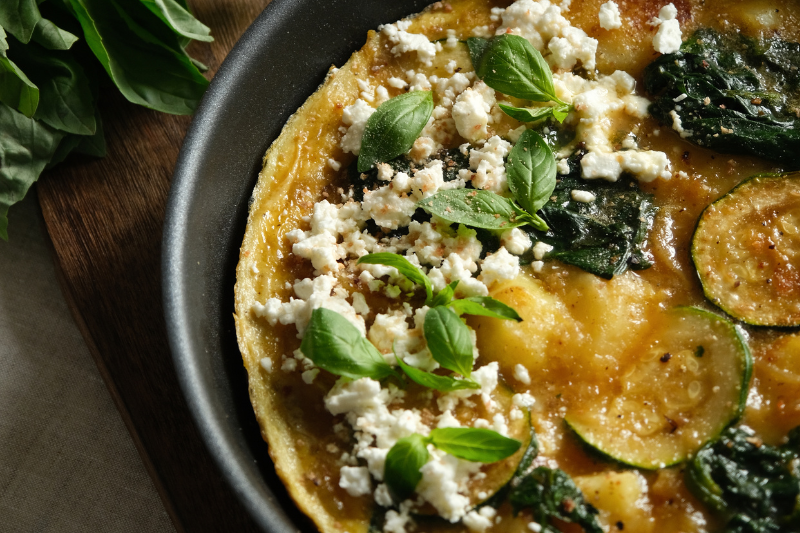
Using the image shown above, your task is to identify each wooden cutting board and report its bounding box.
[37,1,270,531]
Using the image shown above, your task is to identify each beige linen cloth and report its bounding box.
[0,194,175,533]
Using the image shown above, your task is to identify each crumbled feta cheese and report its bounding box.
[512,392,536,408]
[513,363,531,385]
[598,1,622,30]
[652,4,682,54]
[571,189,596,203]
[302,368,320,384]
[452,82,495,142]
[479,248,520,287]
[376,162,394,181]
[327,158,341,171]
[581,150,672,182]
[387,76,408,89]
[531,260,544,273]
[381,22,437,65]
[339,466,372,497]
[468,135,511,194]
[374,484,393,507]
[557,158,571,175]
[361,184,416,229]
[340,99,375,155]
[417,449,483,522]
[528,522,543,533]
[260,357,273,372]
[532,241,554,261]
[437,410,462,428]
[463,506,497,532]
[669,109,693,138]
[501,228,532,255]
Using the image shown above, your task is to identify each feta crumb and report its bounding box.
[513,392,536,408]
[340,99,375,155]
[513,364,531,385]
[445,59,458,74]
[571,189,596,203]
[598,1,622,30]
[557,158,571,175]
[387,76,408,89]
[528,522,543,533]
[452,83,494,142]
[669,109,693,138]
[380,22,437,65]
[531,260,544,273]
[302,368,320,384]
[374,484,393,507]
[479,248,520,288]
[532,241,553,261]
[673,93,688,102]
[260,357,273,372]
[339,465,371,497]
[463,506,497,532]
[652,4,682,54]
[501,228,532,255]
[469,135,511,194]
[327,158,341,171]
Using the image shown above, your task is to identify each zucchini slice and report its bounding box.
[692,172,800,327]
[565,307,752,470]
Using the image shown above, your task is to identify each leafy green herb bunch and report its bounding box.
[0,0,213,240]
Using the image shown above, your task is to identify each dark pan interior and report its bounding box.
[163,0,433,530]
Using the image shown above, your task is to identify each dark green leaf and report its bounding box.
[429,427,521,462]
[0,102,64,240]
[357,91,433,172]
[0,0,42,43]
[498,102,554,123]
[74,110,105,157]
[416,189,542,231]
[357,252,433,304]
[472,34,558,103]
[685,426,800,532]
[8,40,96,135]
[384,433,430,501]
[423,306,474,378]
[140,0,213,42]
[466,36,491,71]
[45,133,82,169]
[509,466,603,533]
[643,28,800,167]
[507,129,556,216]
[0,54,39,117]
[300,308,397,380]
[0,26,8,54]
[449,296,522,321]
[518,162,657,279]
[32,18,79,50]
[396,356,479,392]
[65,0,208,115]
[429,280,459,308]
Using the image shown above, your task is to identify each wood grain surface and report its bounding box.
[37,1,270,531]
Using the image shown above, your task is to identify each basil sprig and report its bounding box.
[385,428,522,500]
[467,34,571,123]
[357,90,433,172]
[417,129,554,232]
[395,356,479,392]
[423,306,474,378]
[358,253,433,304]
[301,308,399,380]
[449,296,522,322]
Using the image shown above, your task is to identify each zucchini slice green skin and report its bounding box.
[691,172,800,327]
[565,307,753,470]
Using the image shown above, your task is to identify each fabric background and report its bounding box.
[0,194,175,533]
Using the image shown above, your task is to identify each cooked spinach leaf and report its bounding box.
[644,28,800,168]
[686,426,800,533]
[509,467,603,533]
[519,154,657,279]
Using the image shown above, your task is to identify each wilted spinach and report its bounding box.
[686,426,800,533]
[644,28,800,168]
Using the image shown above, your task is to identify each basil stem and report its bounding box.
[396,356,479,392]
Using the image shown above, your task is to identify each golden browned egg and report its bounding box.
[234,1,800,532]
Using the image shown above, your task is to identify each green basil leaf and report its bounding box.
[0,54,39,117]
[416,189,535,230]
[552,103,571,123]
[423,306,474,378]
[498,102,553,123]
[32,18,79,50]
[357,91,433,172]
[9,42,96,135]
[429,280,459,308]
[300,308,397,380]
[140,0,213,43]
[396,356,479,392]
[357,253,433,304]
[449,296,522,322]
[466,36,491,70]
[65,0,208,115]
[384,433,430,501]
[0,26,8,55]
[0,0,42,44]
[74,110,105,157]
[0,102,64,240]
[507,129,556,216]
[46,134,82,169]
[429,427,521,462]
[473,34,557,103]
